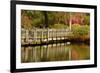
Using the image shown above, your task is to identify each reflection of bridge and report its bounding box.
[21,28,72,45]
[21,43,72,62]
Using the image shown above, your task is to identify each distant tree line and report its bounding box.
[21,10,90,29]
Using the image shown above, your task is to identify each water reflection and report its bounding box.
[21,43,90,63]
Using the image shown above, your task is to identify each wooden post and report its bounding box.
[41,29,43,41]
[35,29,37,43]
[26,30,29,44]
[34,29,37,43]
[47,28,49,42]
[52,29,53,41]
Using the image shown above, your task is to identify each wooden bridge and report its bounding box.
[21,28,72,45]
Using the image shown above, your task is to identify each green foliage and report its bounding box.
[84,14,90,25]
[72,24,90,36]
[21,10,90,29]
[31,11,44,28]
[26,11,33,17]
[47,12,55,25]
[32,19,43,28]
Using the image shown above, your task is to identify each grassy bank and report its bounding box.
[68,24,90,43]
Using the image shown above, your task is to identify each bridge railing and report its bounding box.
[21,28,72,44]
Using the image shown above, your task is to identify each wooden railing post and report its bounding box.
[26,30,29,44]
[35,29,37,43]
[42,29,43,41]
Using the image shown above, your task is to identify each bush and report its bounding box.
[68,24,90,41]
[71,24,90,36]
[49,24,68,29]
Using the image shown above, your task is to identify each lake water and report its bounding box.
[21,43,90,63]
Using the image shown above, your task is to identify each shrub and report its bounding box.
[49,24,68,29]
[68,24,90,41]
[71,24,90,36]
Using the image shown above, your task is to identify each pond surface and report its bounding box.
[21,43,90,63]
